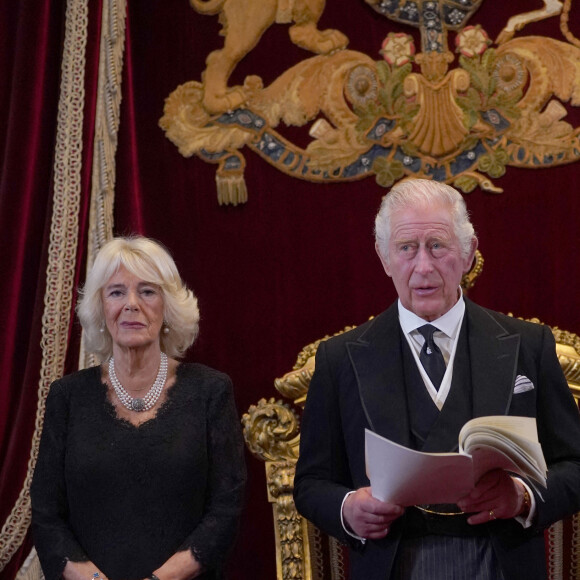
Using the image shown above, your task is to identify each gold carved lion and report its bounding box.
[190,0,348,114]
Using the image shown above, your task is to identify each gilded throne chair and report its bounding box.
[242,251,580,580]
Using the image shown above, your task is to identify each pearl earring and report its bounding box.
[99,326,105,333]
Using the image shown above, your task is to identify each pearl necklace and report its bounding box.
[108,352,168,412]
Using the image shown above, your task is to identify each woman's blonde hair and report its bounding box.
[76,236,200,360]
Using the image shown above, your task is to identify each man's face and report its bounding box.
[376,202,476,321]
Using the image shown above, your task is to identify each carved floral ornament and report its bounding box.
[160,0,580,204]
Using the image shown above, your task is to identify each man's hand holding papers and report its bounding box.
[365,416,547,507]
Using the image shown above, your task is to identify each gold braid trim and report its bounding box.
[561,0,580,47]
[0,0,89,570]
[546,520,564,580]
[306,524,323,580]
[79,0,127,370]
[571,512,580,579]
[328,536,347,580]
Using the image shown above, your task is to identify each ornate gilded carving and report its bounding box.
[241,401,310,577]
[161,0,580,203]
[274,325,358,406]
[509,316,580,401]
[269,468,314,580]
[242,398,300,462]
[551,329,580,392]
[241,427,313,579]
[267,462,297,501]
[460,249,484,291]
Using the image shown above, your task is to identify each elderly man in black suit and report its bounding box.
[294,179,580,580]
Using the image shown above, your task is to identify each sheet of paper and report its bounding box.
[365,429,474,505]
[459,415,539,445]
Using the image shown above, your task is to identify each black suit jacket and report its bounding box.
[294,299,580,580]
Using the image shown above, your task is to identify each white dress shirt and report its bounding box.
[398,290,465,410]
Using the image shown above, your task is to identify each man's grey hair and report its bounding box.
[374,179,476,264]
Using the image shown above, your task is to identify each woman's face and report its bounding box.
[102,265,164,354]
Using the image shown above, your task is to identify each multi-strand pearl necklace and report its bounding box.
[108,352,168,412]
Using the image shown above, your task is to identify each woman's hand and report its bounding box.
[62,560,109,580]
[151,549,202,580]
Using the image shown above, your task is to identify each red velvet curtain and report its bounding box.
[0,1,101,577]
[0,1,579,579]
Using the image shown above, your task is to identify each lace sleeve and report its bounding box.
[31,380,89,580]
[179,375,246,571]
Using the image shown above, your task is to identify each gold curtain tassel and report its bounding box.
[215,170,248,206]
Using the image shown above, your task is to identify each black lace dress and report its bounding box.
[31,363,246,580]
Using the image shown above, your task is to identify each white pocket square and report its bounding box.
[514,374,535,394]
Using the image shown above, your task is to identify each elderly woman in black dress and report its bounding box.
[31,236,246,580]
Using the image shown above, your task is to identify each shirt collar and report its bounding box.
[398,287,465,339]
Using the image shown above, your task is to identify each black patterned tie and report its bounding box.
[417,324,446,390]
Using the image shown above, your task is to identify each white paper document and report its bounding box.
[365,415,547,505]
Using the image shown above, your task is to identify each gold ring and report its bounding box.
[489,510,496,520]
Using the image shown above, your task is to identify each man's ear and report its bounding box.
[463,237,478,273]
[375,242,391,277]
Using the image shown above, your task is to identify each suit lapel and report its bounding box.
[465,299,520,418]
[346,304,411,447]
